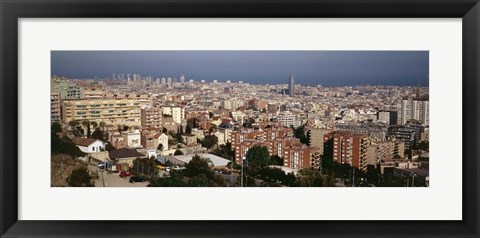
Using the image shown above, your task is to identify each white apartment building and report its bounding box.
[231,111,247,124]
[397,100,429,126]
[277,111,296,127]
[378,111,390,124]
[121,129,141,148]
[162,106,185,124]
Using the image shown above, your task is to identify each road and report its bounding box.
[88,164,148,187]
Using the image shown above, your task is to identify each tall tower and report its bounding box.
[416,79,421,99]
[288,74,295,96]
[180,74,185,83]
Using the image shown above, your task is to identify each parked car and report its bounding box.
[129,176,145,183]
[97,162,112,170]
[119,171,132,177]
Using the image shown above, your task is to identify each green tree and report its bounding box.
[225,142,235,157]
[365,165,380,186]
[66,168,94,187]
[237,174,257,187]
[294,125,310,145]
[51,133,85,158]
[149,155,226,187]
[68,120,80,128]
[188,174,212,187]
[201,135,218,149]
[321,139,336,171]
[257,167,295,186]
[269,155,283,166]
[245,146,270,169]
[185,124,192,134]
[174,149,184,155]
[99,121,106,130]
[211,143,234,161]
[187,117,199,128]
[91,128,104,140]
[81,120,91,138]
[148,170,187,187]
[176,128,184,143]
[51,122,62,134]
[184,155,214,177]
[157,143,164,151]
[295,168,333,187]
[243,117,255,128]
[105,142,116,151]
[169,139,178,146]
[378,175,406,187]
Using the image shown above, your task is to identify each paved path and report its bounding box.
[88,164,148,187]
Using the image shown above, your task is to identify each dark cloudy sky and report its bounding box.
[51,51,429,87]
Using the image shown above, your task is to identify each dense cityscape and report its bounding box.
[50,70,429,187]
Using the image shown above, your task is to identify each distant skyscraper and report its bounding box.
[288,74,295,96]
[180,74,185,83]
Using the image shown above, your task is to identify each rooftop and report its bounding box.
[71,137,102,147]
[109,148,145,159]
[173,153,230,168]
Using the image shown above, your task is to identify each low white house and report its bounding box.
[71,137,105,153]
[121,129,141,148]
[154,133,169,151]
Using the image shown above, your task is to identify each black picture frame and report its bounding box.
[1,0,479,237]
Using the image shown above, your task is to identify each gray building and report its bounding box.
[288,74,295,96]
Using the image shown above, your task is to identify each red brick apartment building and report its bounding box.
[324,131,370,171]
[231,127,320,170]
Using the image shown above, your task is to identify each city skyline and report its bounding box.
[51,51,429,87]
[50,50,429,188]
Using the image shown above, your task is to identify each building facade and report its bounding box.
[324,132,370,171]
[62,99,142,126]
[51,92,61,123]
[397,100,429,126]
[307,128,331,155]
[277,111,296,128]
[288,74,295,96]
[141,107,162,129]
[162,106,185,124]
[231,127,319,170]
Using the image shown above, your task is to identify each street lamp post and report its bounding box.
[241,156,245,187]
[230,157,234,187]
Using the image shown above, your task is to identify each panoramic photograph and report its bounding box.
[50,51,429,187]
